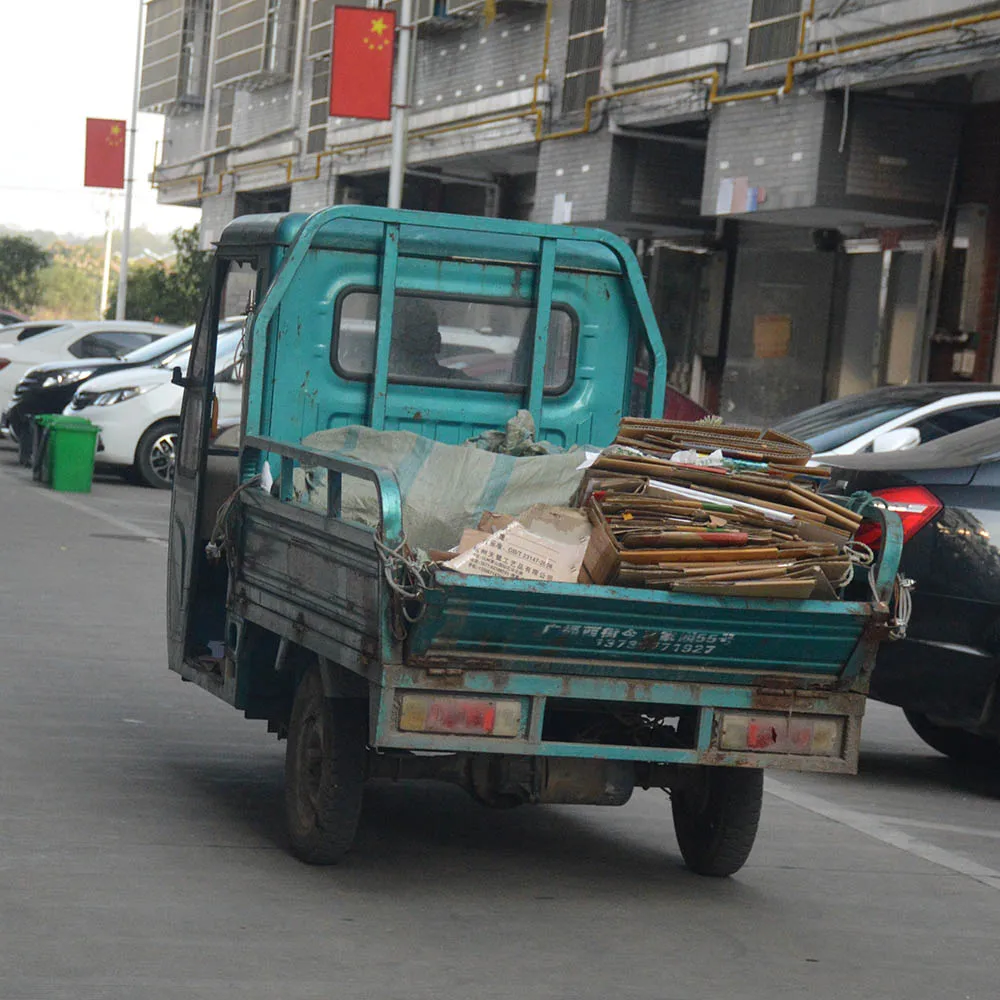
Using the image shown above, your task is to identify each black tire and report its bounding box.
[134,420,179,489]
[904,710,1000,767]
[671,767,763,877]
[284,668,367,865]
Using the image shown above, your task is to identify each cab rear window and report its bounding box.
[332,289,576,394]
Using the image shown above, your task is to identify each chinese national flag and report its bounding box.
[330,7,396,121]
[84,118,126,189]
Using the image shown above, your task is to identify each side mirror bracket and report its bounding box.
[171,366,200,389]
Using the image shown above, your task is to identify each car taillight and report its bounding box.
[854,486,942,550]
[0,359,9,371]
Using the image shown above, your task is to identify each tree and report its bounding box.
[107,262,168,323]
[106,225,210,324]
[169,226,212,318]
[36,263,101,320]
[0,235,50,312]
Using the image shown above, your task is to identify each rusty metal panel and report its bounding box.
[232,491,386,675]
[374,664,865,773]
[406,570,873,690]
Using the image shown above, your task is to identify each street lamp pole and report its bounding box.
[116,0,145,320]
[387,0,414,210]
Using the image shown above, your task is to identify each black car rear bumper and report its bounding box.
[872,637,1000,727]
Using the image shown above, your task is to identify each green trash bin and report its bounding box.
[45,415,100,493]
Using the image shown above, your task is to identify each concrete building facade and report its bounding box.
[144,0,1000,422]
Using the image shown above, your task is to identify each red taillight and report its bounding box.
[398,694,522,738]
[855,486,942,549]
[0,359,9,371]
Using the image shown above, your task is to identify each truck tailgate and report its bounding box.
[406,570,879,689]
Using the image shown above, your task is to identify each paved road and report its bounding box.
[1,442,998,1000]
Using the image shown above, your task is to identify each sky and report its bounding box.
[0,1,201,238]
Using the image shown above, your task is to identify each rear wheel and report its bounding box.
[285,668,367,865]
[904,710,1000,767]
[134,420,179,489]
[671,767,763,877]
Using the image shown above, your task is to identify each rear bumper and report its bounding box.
[872,637,1000,727]
[373,664,865,774]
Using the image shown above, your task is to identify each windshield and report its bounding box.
[123,325,196,364]
[776,398,915,452]
[124,317,244,368]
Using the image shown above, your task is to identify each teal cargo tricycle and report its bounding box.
[167,207,903,876]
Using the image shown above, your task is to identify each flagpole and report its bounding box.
[116,0,145,320]
[100,195,115,319]
[387,0,414,210]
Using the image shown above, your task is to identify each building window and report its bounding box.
[178,0,212,99]
[746,0,803,69]
[308,0,335,59]
[383,0,438,23]
[215,0,301,86]
[308,58,330,153]
[215,87,235,171]
[140,0,212,110]
[563,0,606,114]
[264,0,299,74]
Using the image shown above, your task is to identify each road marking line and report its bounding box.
[868,815,1000,841]
[32,487,168,548]
[765,776,1000,891]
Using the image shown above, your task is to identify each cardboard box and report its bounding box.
[477,511,517,534]
[581,506,621,585]
[444,506,592,584]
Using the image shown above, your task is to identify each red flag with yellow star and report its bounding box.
[330,6,396,121]
[84,118,126,189]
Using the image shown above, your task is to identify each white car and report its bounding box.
[0,320,72,348]
[0,320,175,403]
[66,328,245,488]
[774,384,1000,459]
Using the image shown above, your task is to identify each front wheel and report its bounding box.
[284,668,367,865]
[671,767,763,877]
[134,420,179,489]
[904,710,1000,767]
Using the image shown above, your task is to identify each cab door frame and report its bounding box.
[167,252,260,678]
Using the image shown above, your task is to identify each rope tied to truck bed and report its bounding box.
[205,474,263,567]
[848,491,912,640]
[374,534,434,639]
[882,571,913,640]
